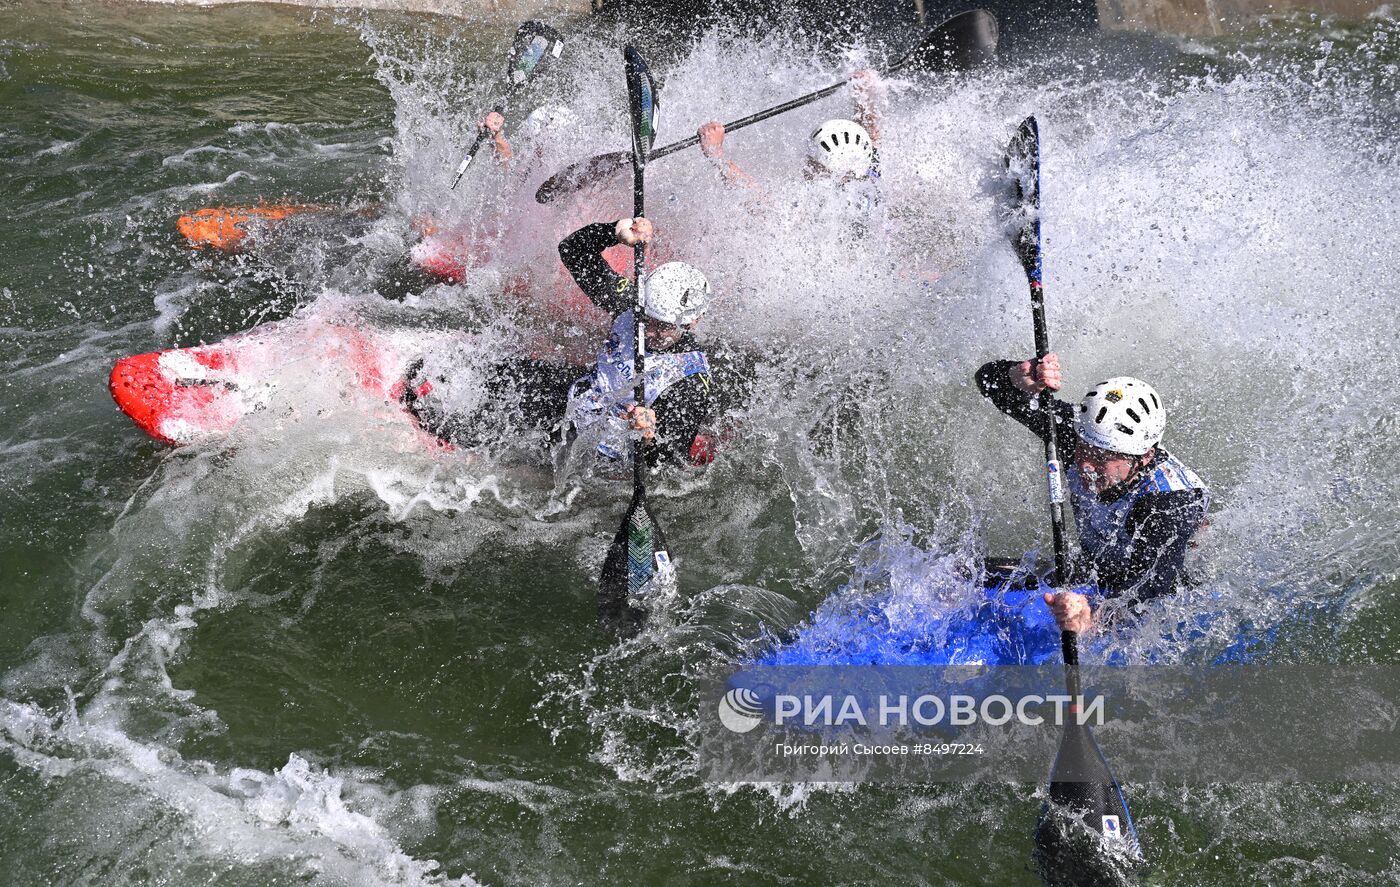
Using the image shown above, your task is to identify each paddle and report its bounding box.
[1004,116,1145,883]
[596,46,675,635]
[534,8,999,204]
[449,20,565,190]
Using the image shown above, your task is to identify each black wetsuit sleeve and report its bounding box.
[1100,489,1207,603]
[648,373,714,466]
[559,221,633,316]
[975,360,1077,447]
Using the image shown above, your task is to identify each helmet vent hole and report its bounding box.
[1095,407,1108,423]
[1151,392,1160,408]
[1138,397,1151,414]
[1115,424,1135,436]
[1125,408,1140,423]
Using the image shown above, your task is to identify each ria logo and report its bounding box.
[718,687,765,733]
[1102,815,1121,839]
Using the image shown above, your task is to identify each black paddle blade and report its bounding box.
[508,20,564,86]
[1004,115,1042,284]
[598,488,675,634]
[1033,720,1144,886]
[900,9,1000,74]
[535,150,632,204]
[624,45,660,166]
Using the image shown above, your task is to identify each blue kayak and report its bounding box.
[754,577,1069,667]
[748,566,1278,669]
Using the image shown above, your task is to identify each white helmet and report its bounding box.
[807,118,875,178]
[1074,377,1166,456]
[643,262,709,327]
[522,105,580,138]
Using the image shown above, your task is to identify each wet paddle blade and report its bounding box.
[534,150,632,204]
[898,8,1000,74]
[1033,721,1144,885]
[1005,115,1042,283]
[508,20,565,86]
[624,45,660,165]
[598,489,675,634]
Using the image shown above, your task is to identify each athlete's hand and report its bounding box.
[615,217,654,246]
[626,405,657,441]
[698,121,727,158]
[850,68,883,98]
[410,214,441,237]
[1009,352,1062,394]
[1043,590,1094,634]
[480,111,505,133]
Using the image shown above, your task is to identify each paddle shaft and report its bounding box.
[627,45,652,492]
[631,159,648,488]
[647,40,933,163]
[1014,120,1082,691]
[455,102,506,175]
[1028,219,1083,692]
[1029,282,1072,589]
[649,81,846,161]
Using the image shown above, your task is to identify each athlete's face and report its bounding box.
[643,316,693,350]
[1075,442,1149,495]
[803,156,855,183]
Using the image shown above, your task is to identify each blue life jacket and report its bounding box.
[845,164,881,219]
[565,310,709,460]
[1067,449,1210,570]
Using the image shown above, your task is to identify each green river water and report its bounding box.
[3,1,1400,884]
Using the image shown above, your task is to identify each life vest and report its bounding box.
[565,311,709,460]
[840,147,882,221]
[846,164,882,218]
[1067,449,1210,569]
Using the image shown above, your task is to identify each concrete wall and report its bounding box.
[140,0,591,22]
[1096,0,1391,36]
[140,0,1389,36]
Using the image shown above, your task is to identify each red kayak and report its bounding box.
[109,319,470,446]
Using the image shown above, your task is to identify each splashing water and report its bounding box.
[3,1,1400,883]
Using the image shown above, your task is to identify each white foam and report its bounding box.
[0,699,478,885]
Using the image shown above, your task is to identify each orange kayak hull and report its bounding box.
[176,204,322,252]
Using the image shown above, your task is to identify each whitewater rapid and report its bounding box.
[4,5,1400,883]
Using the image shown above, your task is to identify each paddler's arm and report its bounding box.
[558,218,652,316]
[480,112,513,167]
[1101,489,1208,604]
[697,122,763,195]
[975,356,1076,446]
[850,69,884,149]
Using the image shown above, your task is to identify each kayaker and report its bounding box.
[695,69,884,202]
[387,106,585,295]
[976,352,1210,633]
[556,216,748,468]
[402,218,748,469]
[476,104,583,174]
